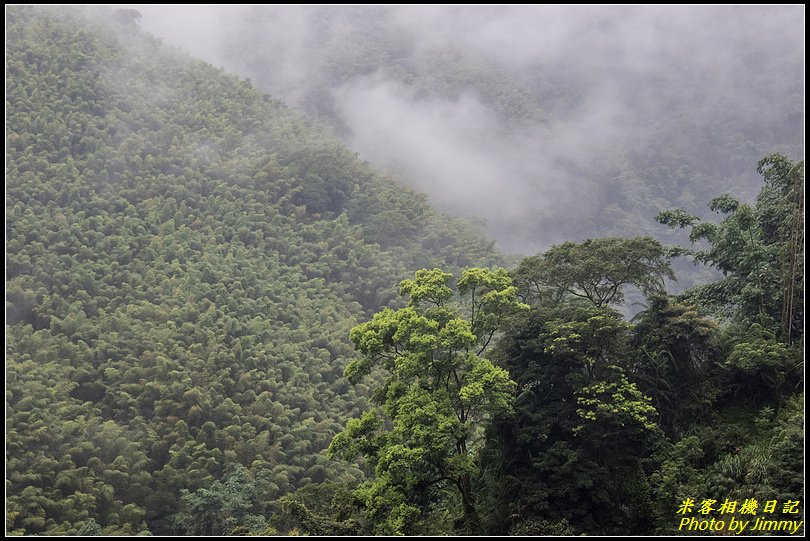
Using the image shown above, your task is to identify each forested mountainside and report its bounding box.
[5,5,804,537]
[6,6,499,535]
[151,6,805,253]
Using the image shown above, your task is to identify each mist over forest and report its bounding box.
[136,5,803,252]
[6,5,804,536]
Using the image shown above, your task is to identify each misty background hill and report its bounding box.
[135,5,804,254]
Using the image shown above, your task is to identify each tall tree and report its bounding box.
[512,237,674,307]
[657,154,804,343]
[630,295,720,437]
[480,300,660,535]
[172,466,270,535]
[329,268,526,534]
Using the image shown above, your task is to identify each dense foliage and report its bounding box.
[326,161,804,534]
[329,268,524,534]
[5,6,803,536]
[6,7,498,535]
[478,157,804,535]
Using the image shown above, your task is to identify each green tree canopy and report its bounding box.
[657,154,804,342]
[480,299,661,535]
[512,237,674,307]
[329,268,527,534]
[173,466,272,535]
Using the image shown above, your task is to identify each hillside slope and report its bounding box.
[6,6,499,535]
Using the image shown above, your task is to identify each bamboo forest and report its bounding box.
[5,6,804,536]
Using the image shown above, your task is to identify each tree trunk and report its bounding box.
[457,472,480,533]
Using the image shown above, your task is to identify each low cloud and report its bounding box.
[133,5,804,253]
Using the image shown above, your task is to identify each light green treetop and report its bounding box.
[330,267,527,534]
